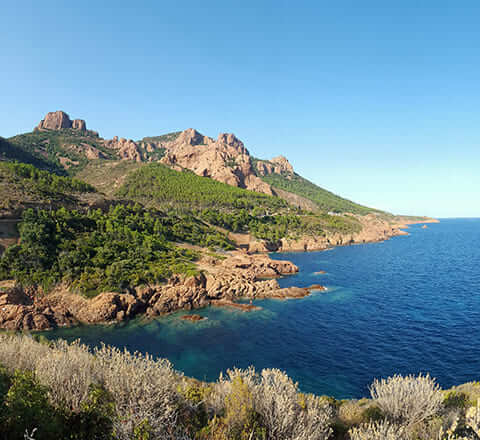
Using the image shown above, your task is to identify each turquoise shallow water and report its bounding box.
[43,219,480,398]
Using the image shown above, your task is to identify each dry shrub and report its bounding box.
[370,373,443,429]
[255,368,332,440]
[348,419,407,440]
[94,344,181,440]
[207,367,332,440]
[35,339,99,412]
[0,333,50,372]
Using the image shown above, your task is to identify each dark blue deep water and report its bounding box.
[44,219,480,398]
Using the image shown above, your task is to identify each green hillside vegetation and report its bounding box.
[8,129,116,174]
[116,163,362,240]
[117,163,289,212]
[0,204,233,296]
[0,161,96,213]
[259,169,379,215]
[0,136,65,174]
[75,160,145,197]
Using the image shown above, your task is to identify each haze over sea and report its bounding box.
[44,219,480,398]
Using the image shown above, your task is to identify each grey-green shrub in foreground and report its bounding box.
[369,373,444,429]
[348,420,407,440]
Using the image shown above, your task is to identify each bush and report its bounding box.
[2,370,64,440]
[93,344,182,440]
[369,373,443,430]
[348,419,407,440]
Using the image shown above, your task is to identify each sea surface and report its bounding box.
[43,219,480,398]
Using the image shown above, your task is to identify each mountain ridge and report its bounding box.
[5,110,381,215]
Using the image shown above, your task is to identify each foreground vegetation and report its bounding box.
[0,334,478,440]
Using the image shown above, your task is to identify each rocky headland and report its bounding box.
[0,251,324,331]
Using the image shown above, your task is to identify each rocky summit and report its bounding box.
[36,110,87,132]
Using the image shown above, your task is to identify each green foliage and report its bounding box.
[260,172,379,215]
[0,136,65,174]
[0,161,95,195]
[360,405,384,423]
[0,204,233,295]
[117,163,289,212]
[8,129,116,174]
[443,390,470,409]
[66,385,115,440]
[222,377,266,440]
[2,370,63,440]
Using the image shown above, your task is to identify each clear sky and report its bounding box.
[1,1,479,217]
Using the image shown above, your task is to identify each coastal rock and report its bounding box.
[0,252,307,331]
[181,314,206,321]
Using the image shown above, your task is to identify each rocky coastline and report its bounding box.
[0,217,437,332]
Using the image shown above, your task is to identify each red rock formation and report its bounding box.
[36,111,86,131]
[104,136,143,162]
[256,155,294,177]
[159,128,274,194]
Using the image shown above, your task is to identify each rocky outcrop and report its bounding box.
[104,136,143,162]
[256,155,294,177]
[0,252,306,331]
[72,119,86,131]
[157,128,274,194]
[36,111,87,132]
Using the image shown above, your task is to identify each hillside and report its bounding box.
[7,110,391,217]
[260,171,378,215]
[0,161,98,216]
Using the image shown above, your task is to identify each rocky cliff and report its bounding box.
[158,129,275,194]
[36,110,87,132]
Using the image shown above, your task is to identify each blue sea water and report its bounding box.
[43,219,480,398]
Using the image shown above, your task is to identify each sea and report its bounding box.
[43,219,480,399]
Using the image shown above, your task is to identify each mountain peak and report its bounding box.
[36,110,87,132]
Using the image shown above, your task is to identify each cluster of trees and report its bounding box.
[0,334,478,440]
[200,208,304,240]
[0,161,95,195]
[116,163,289,212]
[116,164,363,242]
[0,204,234,296]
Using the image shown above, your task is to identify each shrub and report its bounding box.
[93,344,181,440]
[2,370,64,440]
[348,419,407,440]
[35,339,100,413]
[369,373,443,429]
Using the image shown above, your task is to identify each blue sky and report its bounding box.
[1,1,479,217]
